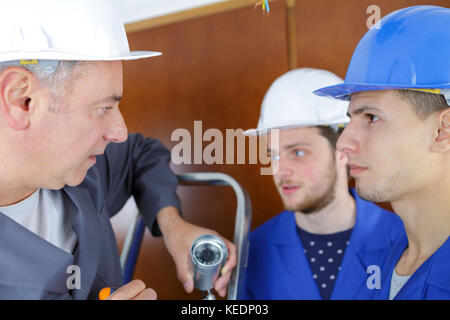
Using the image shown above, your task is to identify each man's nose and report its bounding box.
[275,156,294,178]
[336,124,360,155]
[104,109,128,143]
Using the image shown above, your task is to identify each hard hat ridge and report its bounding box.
[0,0,160,63]
[244,68,350,136]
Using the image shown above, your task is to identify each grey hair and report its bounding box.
[0,61,80,112]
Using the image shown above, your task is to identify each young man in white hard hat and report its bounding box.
[315,6,450,299]
[241,68,405,300]
[0,0,235,299]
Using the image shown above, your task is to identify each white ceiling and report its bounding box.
[112,0,228,24]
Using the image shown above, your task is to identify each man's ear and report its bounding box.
[335,150,351,182]
[431,108,450,153]
[0,67,36,130]
[336,150,349,168]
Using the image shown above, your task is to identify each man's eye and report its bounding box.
[294,150,305,157]
[270,154,280,161]
[100,106,113,114]
[366,114,379,123]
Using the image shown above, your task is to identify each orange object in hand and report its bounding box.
[99,287,116,300]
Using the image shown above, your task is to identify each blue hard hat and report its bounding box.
[314,5,450,102]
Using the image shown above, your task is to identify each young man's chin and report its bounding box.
[354,183,389,203]
[279,191,301,209]
[282,195,308,213]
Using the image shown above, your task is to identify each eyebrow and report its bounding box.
[91,95,122,107]
[268,142,310,152]
[347,105,383,118]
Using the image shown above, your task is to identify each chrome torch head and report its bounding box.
[191,234,228,292]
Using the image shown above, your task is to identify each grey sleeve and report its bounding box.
[95,133,182,237]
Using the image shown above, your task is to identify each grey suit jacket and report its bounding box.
[0,133,181,299]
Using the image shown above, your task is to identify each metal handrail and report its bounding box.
[120,172,252,300]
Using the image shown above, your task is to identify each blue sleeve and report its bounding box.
[94,133,182,237]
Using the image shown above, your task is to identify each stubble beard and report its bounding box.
[282,164,338,215]
[353,169,408,203]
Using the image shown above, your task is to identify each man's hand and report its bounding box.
[107,280,157,300]
[157,207,237,297]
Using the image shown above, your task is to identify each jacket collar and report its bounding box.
[0,212,74,295]
[267,189,394,253]
[0,185,102,299]
[379,235,450,299]
[62,186,101,300]
[426,237,450,290]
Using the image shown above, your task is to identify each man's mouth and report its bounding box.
[88,152,103,163]
[281,185,301,195]
[348,163,368,176]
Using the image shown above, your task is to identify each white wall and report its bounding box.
[112,0,228,24]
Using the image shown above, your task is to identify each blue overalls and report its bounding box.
[375,234,450,300]
[241,189,405,299]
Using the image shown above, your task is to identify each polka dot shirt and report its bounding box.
[297,227,353,300]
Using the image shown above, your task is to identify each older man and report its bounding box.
[315,6,450,299]
[0,0,235,299]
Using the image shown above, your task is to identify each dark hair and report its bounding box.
[317,126,345,151]
[394,90,448,119]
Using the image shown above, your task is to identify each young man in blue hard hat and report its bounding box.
[315,5,450,299]
[240,68,405,300]
[0,0,235,299]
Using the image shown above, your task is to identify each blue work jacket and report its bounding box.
[241,189,405,300]
[0,134,181,299]
[375,234,450,300]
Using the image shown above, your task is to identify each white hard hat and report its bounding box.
[244,68,350,135]
[0,0,160,63]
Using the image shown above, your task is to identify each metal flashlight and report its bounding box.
[190,234,228,300]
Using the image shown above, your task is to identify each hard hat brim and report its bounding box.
[119,51,162,61]
[314,83,450,101]
[0,50,162,63]
[243,120,349,136]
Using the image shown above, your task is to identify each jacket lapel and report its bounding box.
[333,190,402,299]
[0,212,74,298]
[331,246,368,299]
[424,237,450,297]
[330,208,368,300]
[394,237,450,300]
[282,243,323,299]
[275,212,322,299]
[63,187,101,300]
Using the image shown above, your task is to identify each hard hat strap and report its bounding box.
[409,88,450,106]
[329,124,339,132]
[0,59,58,74]
[329,123,346,132]
[441,89,450,106]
